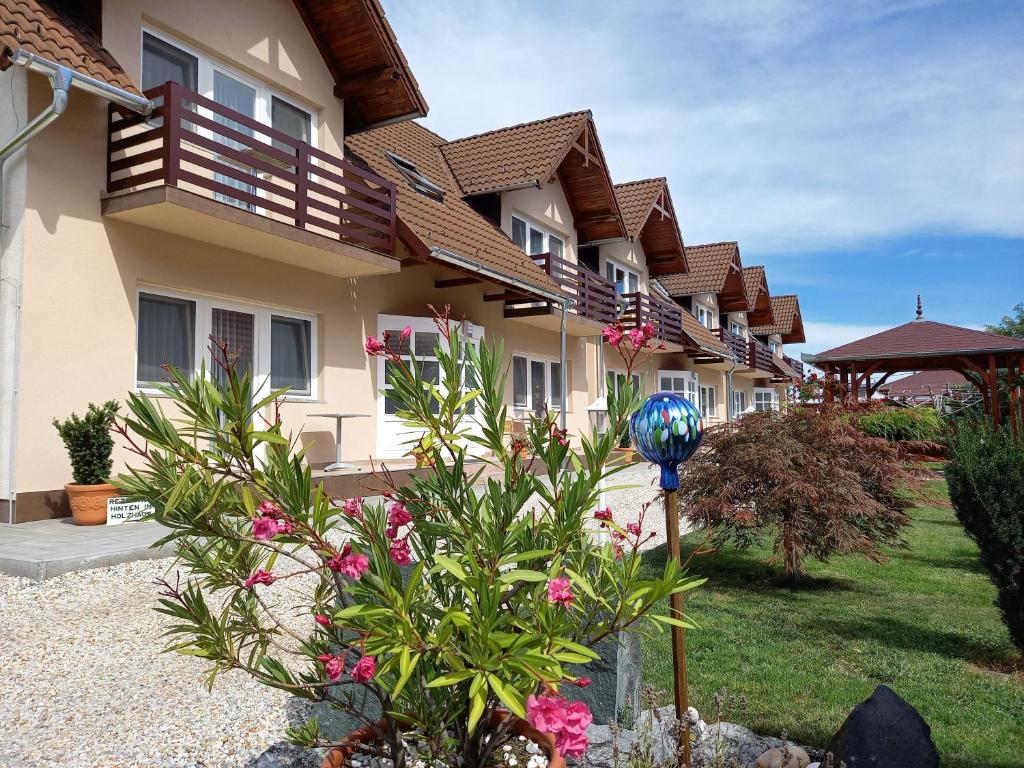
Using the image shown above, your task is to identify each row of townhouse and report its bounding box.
[0,0,805,523]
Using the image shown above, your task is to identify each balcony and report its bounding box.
[717,327,748,361]
[748,337,775,373]
[620,292,687,347]
[784,355,805,378]
[102,81,399,278]
[504,254,618,335]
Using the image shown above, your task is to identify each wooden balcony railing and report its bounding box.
[748,337,775,372]
[106,81,397,256]
[621,292,686,346]
[543,254,618,324]
[784,355,805,378]
[717,327,748,361]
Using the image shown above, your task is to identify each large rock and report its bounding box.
[825,685,939,768]
[692,722,791,768]
[565,632,643,726]
[753,745,811,768]
[246,741,323,768]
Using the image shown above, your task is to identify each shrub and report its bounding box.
[677,407,916,577]
[855,406,945,443]
[52,401,119,485]
[946,420,1024,653]
[115,311,701,767]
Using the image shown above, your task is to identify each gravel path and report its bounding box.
[0,463,669,768]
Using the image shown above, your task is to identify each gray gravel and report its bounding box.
[0,462,672,768]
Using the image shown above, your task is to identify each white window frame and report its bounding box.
[658,369,698,405]
[694,302,715,330]
[510,214,565,259]
[699,384,718,418]
[608,369,642,398]
[134,286,318,402]
[141,28,318,149]
[728,319,746,338]
[754,387,780,412]
[604,256,640,296]
[732,389,748,417]
[512,353,566,414]
[769,340,780,355]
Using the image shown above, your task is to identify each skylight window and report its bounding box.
[385,151,444,202]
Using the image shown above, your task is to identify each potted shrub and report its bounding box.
[53,400,119,525]
[116,312,701,768]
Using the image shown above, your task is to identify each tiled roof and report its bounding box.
[441,111,590,195]
[742,266,766,310]
[614,178,665,239]
[680,307,733,358]
[811,319,1024,361]
[346,120,563,297]
[880,370,971,397]
[751,295,803,338]
[773,355,800,380]
[659,242,739,296]
[0,0,138,93]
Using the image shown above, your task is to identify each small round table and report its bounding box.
[309,413,370,471]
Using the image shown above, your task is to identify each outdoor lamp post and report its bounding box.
[587,396,609,513]
[629,391,704,768]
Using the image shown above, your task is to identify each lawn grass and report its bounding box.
[640,476,1024,767]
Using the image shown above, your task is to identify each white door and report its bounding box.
[376,315,485,459]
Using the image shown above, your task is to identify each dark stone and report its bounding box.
[825,685,939,768]
[246,741,323,768]
[565,632,642,726]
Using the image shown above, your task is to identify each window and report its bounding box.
[514,355,567,414]
[754,388,780,412]
[386,152,444,202]
[605,258,639,295]
[699,384,717,418]
[141,32,197,92]
[769,340,780,355]
[729,320,745,338]
[272,96,311,150]
[136,289,315,399]
[137,292,196,384]
[731,389,747,417]
[511,215,566,259]
[608,370,641,398]
[659,370,698,405]
[383,327,440,415]
[695,303,714,330]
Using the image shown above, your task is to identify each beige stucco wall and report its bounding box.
[500,182,578,264]
[102,0,345,156]
[598,239,649,294]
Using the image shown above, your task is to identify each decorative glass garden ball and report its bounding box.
[628,392,704,490]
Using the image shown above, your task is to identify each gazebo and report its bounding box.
[803,298,1024,430]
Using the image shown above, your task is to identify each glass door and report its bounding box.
[212,69,257,211]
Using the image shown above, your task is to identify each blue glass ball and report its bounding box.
[628,392,704,490]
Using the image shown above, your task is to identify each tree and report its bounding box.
[677,407,916,577]
[946,420,1024,653]
[985,302,1024,338]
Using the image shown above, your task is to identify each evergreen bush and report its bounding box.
[52,401,119,485]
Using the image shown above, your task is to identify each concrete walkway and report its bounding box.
[0,519,173,580]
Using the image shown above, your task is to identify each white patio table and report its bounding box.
[309,413,370,471]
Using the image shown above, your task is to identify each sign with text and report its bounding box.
[106,496,153,525]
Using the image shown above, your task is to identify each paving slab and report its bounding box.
[0,518,173,580]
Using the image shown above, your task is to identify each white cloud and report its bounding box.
[386,0,1024,254]
[785,321,892,362]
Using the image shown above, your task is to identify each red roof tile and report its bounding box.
[812,319,1024,361]
[750,294,805,343]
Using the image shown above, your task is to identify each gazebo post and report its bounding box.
[850,361,858,404]
[989,354,1002,429]
[1009,356,1020,437]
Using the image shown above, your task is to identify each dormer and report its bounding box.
[750,294,807,352]
[659,242,749,330]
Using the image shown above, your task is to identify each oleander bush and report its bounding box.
[115,309,703,767]
[855,406,945,444]
[946,419,1024,653]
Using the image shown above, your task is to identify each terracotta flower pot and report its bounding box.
[320,712,563,768]
[65,482,118,526]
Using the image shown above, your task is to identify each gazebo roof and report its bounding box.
[806,318,1024,365]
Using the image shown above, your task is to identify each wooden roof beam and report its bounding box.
[334,66,400,99]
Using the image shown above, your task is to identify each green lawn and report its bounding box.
[640,476,1024,767]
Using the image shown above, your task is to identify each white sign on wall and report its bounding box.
[106,497,153,525]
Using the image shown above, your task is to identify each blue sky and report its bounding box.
[385,0,1024,359]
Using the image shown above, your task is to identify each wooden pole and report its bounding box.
[990,354,1002,429]
[664,488,691,768]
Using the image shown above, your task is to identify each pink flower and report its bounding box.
[318,653,345,681]
[575,677,592,688]
[594,507,613,525]
[337,552,370,579]
[400,325,412,342]
[342,497,364,520]
[526,694,592,759]
[626,522,641,537]
[602,326,623,347]
[251,516,278,541]
[389,538,412,566]
[551,425,569,447]
[627,327,646,348]
[243,569,275,589]
[547,576,574,608]
[365,336,386,356]
[351,655,377,683]
[641,322,656,340]
[612,543,624,561]
[386,501,412,538]
[258,499,282,518]
[277,518,294,535]
[314,614,331,627]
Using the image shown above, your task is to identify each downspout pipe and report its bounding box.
[1,52,152,524]
[724,355,738,422]
[429,247,571,420]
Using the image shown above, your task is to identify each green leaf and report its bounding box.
[432,554,468,582]
[652,613,698,630]
[425,669,476,688]
[467,680,487,732]
[498,569,549,584]
[486,673,525,718]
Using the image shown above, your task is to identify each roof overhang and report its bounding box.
[718,257,749,312]
[744,268,775,326]
[549,118,626,243]
[637,183,687,276]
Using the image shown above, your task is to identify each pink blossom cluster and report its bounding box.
[341,496,364,520]
[251,500,294,541]
[387,500,414,566]
[317,652,377,683]
[526,693,593,759]
[326,542,370,580]
[243,569,275,589]
[365,326,412,359]
[546,576,574,608]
